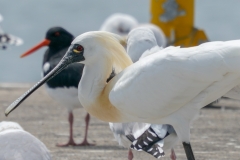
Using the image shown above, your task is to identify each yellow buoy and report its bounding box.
[150,0,208,47]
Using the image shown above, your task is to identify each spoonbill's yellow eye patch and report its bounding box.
[73,45,83,53]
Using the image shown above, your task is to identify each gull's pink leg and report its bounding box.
[128,149,134,160]
[170,148,177,160]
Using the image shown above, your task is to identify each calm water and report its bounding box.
[0,0,240,82]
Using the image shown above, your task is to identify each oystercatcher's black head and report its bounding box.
[20,27,74,58]
[46,27,74,48]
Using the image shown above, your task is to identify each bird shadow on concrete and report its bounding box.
[203,97,240,110]
[65,145,125,150]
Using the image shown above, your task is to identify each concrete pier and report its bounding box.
[1,83,240,160]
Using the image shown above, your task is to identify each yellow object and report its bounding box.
[150,0,208,47]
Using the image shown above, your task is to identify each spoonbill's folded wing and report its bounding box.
[109,40,240,121]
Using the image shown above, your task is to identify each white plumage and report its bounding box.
[70,31,240,146]
[0,121,51,160]
[127,27,163,62]
[138,23,167,48]
[100,13,167,48]
[109,28,178,159]
[101,14,169,159]
[100,14,173,158]
[100,13,138,36]
[7,14,240,160]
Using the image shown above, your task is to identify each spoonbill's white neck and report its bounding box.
[78,37,133,122]
[78,58,112,106]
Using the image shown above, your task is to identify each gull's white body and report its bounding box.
[0,121,51,160]
[109,28,179,157]
[100,13,167,48]
[138,23,167,48]
[127,27,164,63]
[100,13,138,36]
[73,31,240,143]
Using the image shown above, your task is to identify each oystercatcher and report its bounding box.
[20,27,93,147]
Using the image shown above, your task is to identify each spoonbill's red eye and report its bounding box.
[55,32,60,36]
[76,45,83,51]
[73,45,83,53]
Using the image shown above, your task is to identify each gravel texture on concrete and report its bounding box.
[1,83,240,160]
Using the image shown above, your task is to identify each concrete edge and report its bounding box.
[0,83,33,88]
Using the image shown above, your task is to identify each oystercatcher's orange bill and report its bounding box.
[20,39,50,58]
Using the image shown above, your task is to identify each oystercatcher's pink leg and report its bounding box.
[77,113,95,146]
[57,111,77,147]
